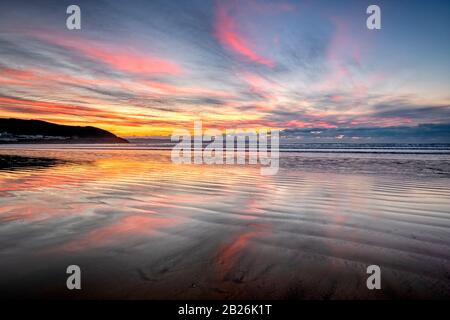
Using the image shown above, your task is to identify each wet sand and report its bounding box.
[0,147,449,299]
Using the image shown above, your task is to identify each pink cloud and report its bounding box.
[214,2,274,67]
[327,18,361,65]
[60,215,177,252]
[31,33,182,76]
[141,80,233,98]
[238,72,279,97]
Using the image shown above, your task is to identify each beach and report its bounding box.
[0,144,449,299]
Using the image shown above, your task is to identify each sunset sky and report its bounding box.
[0,0,449,137]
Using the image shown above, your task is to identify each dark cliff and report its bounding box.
[0,118,129,144]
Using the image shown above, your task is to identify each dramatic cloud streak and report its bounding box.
[32,33,182,75]
[214,1,274,67]
[0,0,448,137]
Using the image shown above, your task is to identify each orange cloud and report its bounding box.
[0,66,129,90]
[0,96,126,120]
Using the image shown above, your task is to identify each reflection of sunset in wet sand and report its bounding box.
[61,215,179,252]
[0,148,449,299]
[215,224,269,281]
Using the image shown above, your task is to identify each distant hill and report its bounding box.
[0,118,129,144]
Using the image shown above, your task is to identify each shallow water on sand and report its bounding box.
[0,146,449,299]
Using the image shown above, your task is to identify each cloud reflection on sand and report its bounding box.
[0,148,449,299]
